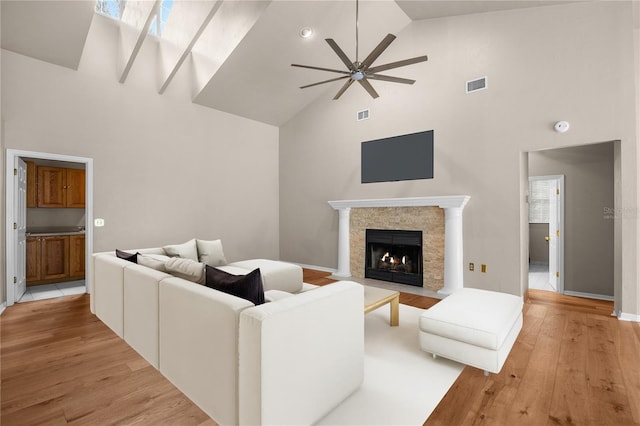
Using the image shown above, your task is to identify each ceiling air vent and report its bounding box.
[466,76,487,93]
[357,109,370,121]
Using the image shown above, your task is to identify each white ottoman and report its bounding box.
[418,288,523,375]
[228,259,303,293]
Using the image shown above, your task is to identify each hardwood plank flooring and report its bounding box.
[1,295,214,426]
[425,289,640,426]
[2,271,638,426]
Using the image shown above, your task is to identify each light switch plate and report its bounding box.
[94,218,105,227]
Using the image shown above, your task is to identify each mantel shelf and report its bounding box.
[329,196,470,210]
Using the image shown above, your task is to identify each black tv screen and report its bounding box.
[361,130,434,183]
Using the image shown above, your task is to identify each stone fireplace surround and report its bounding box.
[328,196,470,295]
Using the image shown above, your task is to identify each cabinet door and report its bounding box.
[69,235,85,279]
[66,169,85,208]
[26,161,37,208]
[26,237,41,283]
[37,167,66,208]
[41,236,69,281]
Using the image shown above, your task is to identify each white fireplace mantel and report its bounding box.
[328,196,470,295]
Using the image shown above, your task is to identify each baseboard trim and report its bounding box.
[293,263,337,274]
[563,290,614,302]
[618,312,640,322]
[0,302,6,316]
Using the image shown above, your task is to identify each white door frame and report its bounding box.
[5,149,93,307]
[529,174,565,293]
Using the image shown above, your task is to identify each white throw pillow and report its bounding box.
[196,239,227,267]
[138,254,170,272]
[163,239,198,261]
[165,257,205,284]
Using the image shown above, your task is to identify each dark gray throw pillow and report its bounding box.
[205,266,265,305]
[116,249,138,263]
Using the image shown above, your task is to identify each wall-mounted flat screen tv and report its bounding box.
[361,130,434,183]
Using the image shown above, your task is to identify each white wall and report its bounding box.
[1,13,280,283]
[279,1,638,315]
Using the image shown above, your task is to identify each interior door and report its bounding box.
[548,185,559,291]
[15,158,28,301]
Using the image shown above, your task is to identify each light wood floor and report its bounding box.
[2,270,639,425]
[0,294,215,425]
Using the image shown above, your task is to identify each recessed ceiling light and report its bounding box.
[299,27,314,39]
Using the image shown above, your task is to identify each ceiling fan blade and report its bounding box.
[334,79,355,100]
[291,64,351,75]
[358,78,379,99]
[325,39,356,71]
[300,75,349,89]
[367,55,428,74]
[360,34,396,70]
[366,74,416,85]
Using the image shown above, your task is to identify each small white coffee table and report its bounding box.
[363,286,400,326]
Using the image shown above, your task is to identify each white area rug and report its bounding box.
[317,303,464,426]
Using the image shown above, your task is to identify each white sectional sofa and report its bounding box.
[90,241,364,426]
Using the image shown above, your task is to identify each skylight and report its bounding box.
[95,0,174,37]
[95,0,124,20]
[150,0,174,36]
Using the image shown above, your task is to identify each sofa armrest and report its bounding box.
[158,277,254,426]
[92,254,129,337]
[238,280,364,426]
[123,264,172,369]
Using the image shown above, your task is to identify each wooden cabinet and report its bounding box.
[66,169,86,208]
[36,166,85,208]
[69,235,85,279]
[37,167,66,207]
[41,236,70,281]
[26,237,41,282]
[26,161,37,208]
[27,234,85,285]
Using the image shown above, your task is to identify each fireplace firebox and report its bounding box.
[365,229,423,287]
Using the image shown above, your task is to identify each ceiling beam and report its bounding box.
[119,0,160,84]
[158,0,224,95]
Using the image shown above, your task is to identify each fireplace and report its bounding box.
[365,229,423,287]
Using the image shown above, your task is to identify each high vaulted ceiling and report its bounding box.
[1,0,578,126]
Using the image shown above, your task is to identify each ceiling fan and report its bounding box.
[291,0,428,100]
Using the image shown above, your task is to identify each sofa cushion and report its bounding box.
[137,254,170,272]
[205,266,265,305]
[163,239,198,261]
[165,257,205,284]
[196,239,227,267]
[116,249,138,263]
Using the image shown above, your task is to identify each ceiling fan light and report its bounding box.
[351,71,364,80]
[299,27,314,39]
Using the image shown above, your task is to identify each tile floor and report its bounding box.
[528,262,556,292]
[18,280,86,303]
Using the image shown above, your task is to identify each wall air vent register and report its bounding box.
[466,76,487,93]
[357,109,370,121]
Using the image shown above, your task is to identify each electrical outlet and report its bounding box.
[469,263,475,271]
[481,264,487,273]
[94,218,105,227]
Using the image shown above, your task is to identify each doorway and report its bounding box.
[527,142,616,302]
[528,175,564,293]
[5,149,93,307]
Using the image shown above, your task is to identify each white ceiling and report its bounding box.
[1,0,578,126]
